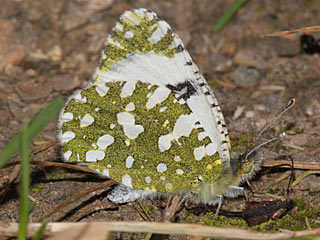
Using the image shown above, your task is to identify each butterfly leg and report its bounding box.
[214,195,223,225]
[225,185,245,198]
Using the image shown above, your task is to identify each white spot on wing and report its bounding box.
[102,169,109,177]
[97,134,114,149]
[146,11,155,20]
[158,113,196,151]
[114,22,123,31]
[125,31,134,38]
[145,176,151,183]
[126,102,135,111]
[158,135,172,152]
[122,174,132,188]
[120,81,136,98]
[125,156,134,168]
[85,150,105,162]
[117,112,144,139]
[63,150,72,160]
[146,87,171,109]
[80,114,94,127]
[159,106,167,112]
[194,146,206,161]
[95,83,109,96]
[62,112,73,122]
[148,23,166,43]
[176,169,183,175]
[156,163,167,172]
[62,131,75,143]
[123,14,139,25]
[74,92,87,103]
[124,125,144,139]
[108,37,124,49]
[206,143,216,156]
[178,99,185,105]
[198,131,207,140]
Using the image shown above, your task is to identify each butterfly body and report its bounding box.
[58,8,262,205]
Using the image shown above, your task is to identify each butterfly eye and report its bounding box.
[243,159,253,174]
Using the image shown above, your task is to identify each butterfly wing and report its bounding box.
[58,8,231,194]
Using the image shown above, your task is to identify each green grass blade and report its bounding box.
[212,0,249,32]
[0,96,64,169]
[32,220,48,240]
[18,125,30,240]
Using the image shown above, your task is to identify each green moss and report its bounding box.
[217,216,247,227]
[267,187,279,194]
[184,210,198,224]
[46,169,67,180]
[230,133,252,152]
[294,127,304,134]
[200,212,247,227]
[31,184,45,193]
[251,218,278,232]
[208,79,219,88]
[276,198,320,231]
[196,198,320,231]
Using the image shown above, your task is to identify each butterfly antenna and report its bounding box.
[257,98,295,139]
[246,132,286,159]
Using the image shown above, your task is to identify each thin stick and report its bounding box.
[262,160,320,170]
[2,221,320,239]
[68,202,118,222]
[36,180,117,222]
[4,160,97,174]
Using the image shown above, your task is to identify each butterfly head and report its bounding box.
[237,152,263,184]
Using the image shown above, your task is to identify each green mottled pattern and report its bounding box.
[97,10,178,75]
[62,81,222,192]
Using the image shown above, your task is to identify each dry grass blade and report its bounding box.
[4,160,98,174]
[68,202,118,222]
[30,140,57,155]
[262,160,320,170]
[264,26,320,37]
[0,141,57,198]
[36,179,117,222]
[0,165,20,198]
[1,221,320,239]
[291,170,320,187]
[161,195,182,222]
[134,201,152,222]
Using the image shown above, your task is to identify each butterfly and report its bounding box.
[58,8,262,209]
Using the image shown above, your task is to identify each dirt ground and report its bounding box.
[0,0,320,239]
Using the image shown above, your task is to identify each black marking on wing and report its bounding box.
[166,80,198,100]
[177,44,184,52]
